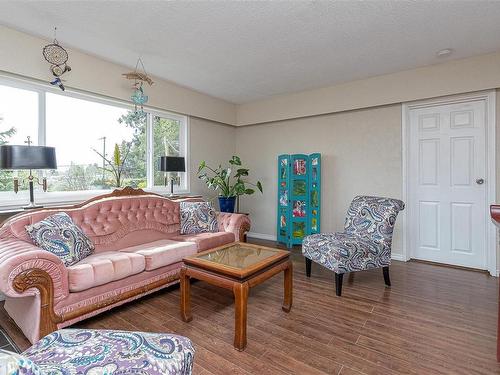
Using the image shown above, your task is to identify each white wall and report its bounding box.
[189,117,236,203]
[0,25,237,125]
[0,25,499,267]
[237,51,500,125]
[0,26,239,209]
[235,104,404,256]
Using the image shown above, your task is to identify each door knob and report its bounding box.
[476,178,485,185]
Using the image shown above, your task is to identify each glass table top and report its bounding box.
[197,244,282,270]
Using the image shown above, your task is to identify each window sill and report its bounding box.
[0,187,192,213]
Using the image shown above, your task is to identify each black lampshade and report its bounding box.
[158,156,185,172]
[0,145,57,170]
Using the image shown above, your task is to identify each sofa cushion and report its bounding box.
[25,212,94,266]
[120,239,197,271]
[180,201,218,234]
[170,231,235,252]
[68,251,145,292]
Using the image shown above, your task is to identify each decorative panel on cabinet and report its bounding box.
[277,153,321,248]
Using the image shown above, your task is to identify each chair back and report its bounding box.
[344,196,404,245]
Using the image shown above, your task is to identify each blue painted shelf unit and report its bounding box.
[277,153,321,248]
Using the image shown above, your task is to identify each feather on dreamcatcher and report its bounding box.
[122,58,154,113]
[42,27,71,91]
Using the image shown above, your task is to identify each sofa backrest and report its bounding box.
[1,192,188,252]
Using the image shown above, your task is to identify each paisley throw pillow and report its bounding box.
[180,201,218,234]
[25,212,94,267]
[0,349,44,375]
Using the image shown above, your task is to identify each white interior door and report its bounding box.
[408,98,488,269]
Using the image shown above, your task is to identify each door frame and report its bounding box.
[401,90,497,276]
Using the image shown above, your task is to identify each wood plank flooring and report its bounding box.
[1,239,498,374]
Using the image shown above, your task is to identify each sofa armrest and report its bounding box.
[0,238,69,303]
[217,213,251,242]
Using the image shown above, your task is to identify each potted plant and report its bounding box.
[93,142,130,188]
[197,156,263,213]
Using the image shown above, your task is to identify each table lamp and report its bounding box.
[159,156,185,197]
[0,136,57,209]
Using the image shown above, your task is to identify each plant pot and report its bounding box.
[218,196,236,213]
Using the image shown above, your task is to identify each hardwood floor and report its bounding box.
[1,239,498,374]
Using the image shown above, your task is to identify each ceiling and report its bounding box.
[1,1,500,104]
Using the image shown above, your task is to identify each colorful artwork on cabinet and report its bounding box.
[293,159,306,175]
[311,190,319,208]
[280,213,287,228]
[293,180,306,196]
[311,217,317,231]
[279,207,287,237]
[280,159,288,179]
[277,153,321,248]
[292,222,306,238]
[279,188,288,206]
[292,200,306,217]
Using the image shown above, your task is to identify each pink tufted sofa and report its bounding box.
[0,188,250,344]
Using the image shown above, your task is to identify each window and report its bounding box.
[0,77,188,206]
[152,115,184,187]
[45,93,147,191]
[0,84,38,193]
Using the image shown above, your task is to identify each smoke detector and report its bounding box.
[436,48,453,58]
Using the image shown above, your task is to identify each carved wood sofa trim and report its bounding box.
[239,222,251,243]
[13,268,180,339]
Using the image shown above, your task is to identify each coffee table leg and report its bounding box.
[233,282,249,351]
[282,260,293,313]
[180,267,192,322]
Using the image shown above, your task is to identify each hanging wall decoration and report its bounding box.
[42,27,71,91]
[122,58,154,113]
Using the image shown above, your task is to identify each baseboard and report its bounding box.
[391,253,405,261]
[246,232,277,241]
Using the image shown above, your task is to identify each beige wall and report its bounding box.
[237,91,500,263]
[237,51,500,125]
[0,25,236,125]
[235,104,404,256]
[1,26,499,268]
[189,117,236,202]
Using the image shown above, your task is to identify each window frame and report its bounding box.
[0,74,189,209]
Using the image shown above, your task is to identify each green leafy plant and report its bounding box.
[92,142,131,188]
[197,156,263,198]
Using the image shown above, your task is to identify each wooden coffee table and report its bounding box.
[180,242,292,351]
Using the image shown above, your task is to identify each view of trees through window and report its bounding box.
[0,81,185,196]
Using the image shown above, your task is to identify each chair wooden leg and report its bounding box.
[383,266,391,286]
[335,273,343,296]
[305,257,312,277]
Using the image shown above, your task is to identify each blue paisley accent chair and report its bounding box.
[302,195,404,296]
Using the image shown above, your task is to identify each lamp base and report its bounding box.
[23,202,42,210]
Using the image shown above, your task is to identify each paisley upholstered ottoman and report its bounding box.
[3,329,195,374]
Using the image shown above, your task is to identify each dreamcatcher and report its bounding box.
[42,27,71,91]
[122,58,154,113]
